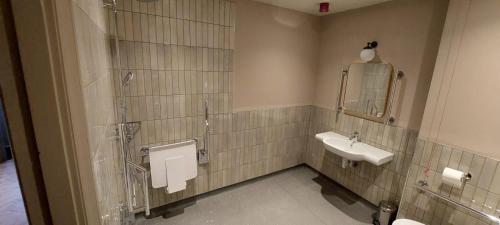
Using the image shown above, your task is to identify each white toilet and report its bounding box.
[393,219,425,225]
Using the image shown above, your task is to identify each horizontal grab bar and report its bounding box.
[127,161,147,172]
[148,140,197,152]
[416,180,500,224]
[140,139,198,155]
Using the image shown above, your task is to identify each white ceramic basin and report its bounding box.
[315,131,393,166]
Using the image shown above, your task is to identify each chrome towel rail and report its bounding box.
[416,180,500,224]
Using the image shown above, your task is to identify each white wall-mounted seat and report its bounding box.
[393,219,425,225]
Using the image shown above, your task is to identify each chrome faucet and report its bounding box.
[349,131,361,147]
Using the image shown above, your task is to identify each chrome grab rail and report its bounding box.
[147,140,197,152]
[386,70,404,125]
[140,139,201,160]
[416,180,500,224]
[336,68,348,113]
[199,100,210,164]
[335,68,348,123]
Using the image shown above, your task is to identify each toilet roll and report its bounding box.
[442,167,465,187]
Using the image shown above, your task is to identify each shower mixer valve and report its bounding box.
[198,147,209,164]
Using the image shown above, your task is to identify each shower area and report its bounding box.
[78,0,314,223]
[75,0,240,223]
[74,0,317,223]
[107,0,236,218]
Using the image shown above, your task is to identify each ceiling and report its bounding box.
[252,0,393,16]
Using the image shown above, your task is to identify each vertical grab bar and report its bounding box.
[385,70,404,125]
[335,68,348,122]
[198,100,210,164]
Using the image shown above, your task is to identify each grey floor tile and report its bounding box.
[0,160,29,225]
[136,166,376,225]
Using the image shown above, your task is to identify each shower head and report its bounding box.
[122,72,134,86]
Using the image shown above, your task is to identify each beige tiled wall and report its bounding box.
[398,138,500,225]
[143,106,311,207]
[305,106,418,206]
[71,0,125,224]
[110,0,236,209]
[109,0,236,157]
[109,0,314,210]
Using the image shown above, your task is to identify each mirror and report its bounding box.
[342,63,394,122]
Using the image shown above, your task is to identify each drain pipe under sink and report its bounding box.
[341,158,358,168]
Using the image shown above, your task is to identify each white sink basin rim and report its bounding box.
[315,131,393,166]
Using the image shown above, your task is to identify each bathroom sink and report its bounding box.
[315,131,393,166]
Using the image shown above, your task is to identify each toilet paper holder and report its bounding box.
[417,171,471,190]
[463,173,472,182]
[442,167,472,184]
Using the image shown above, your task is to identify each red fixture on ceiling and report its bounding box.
[319,2,329,13]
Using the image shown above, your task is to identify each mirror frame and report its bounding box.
[340,63,395,123]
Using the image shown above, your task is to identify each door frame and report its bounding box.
[2,0,102,224]
[0,0,52,224]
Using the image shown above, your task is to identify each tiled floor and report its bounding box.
[136,166,376,225]
[0,160,29,225]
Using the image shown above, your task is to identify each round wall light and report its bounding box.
[360,41,378,62]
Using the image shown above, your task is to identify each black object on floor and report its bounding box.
[143,196,197,219]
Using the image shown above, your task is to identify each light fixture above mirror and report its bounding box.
[360,41,378,62]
